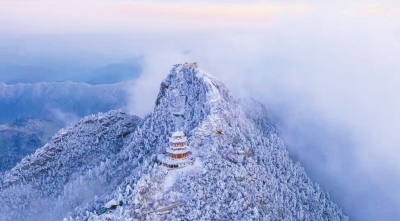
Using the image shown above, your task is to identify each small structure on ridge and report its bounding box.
[157,131,195,169]
[183,62,198,68]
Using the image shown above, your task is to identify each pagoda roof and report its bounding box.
[170,137,188,143]
[158,154,195,165]
[170,144,189,150]
[172,131,185,137]
[166,147,190,154]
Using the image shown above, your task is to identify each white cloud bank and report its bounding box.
[125,4,400,221]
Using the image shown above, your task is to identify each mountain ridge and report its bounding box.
[0,81,133,124]
[0,64,348,221]
[0,115,63,172]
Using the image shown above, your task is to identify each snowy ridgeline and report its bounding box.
[0,64,348,221]
[0,110,141,221]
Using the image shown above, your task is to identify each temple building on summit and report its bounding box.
[184,62,198,68]
[157,64,196,169]
[157,131,195,169]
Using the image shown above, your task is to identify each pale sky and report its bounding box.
[1,1,399,35]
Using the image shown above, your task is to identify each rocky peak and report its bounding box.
[0,64,348,221]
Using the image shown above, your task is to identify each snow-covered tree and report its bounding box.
[0,64,348,221]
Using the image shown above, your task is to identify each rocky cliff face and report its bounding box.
[0,64,348,221]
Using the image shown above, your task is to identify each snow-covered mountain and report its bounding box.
[0,115,63,172]
[0,81,132,124]
[0,110,141,220]
[0,64,348,221]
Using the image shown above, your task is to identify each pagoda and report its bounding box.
[157,131,195,169]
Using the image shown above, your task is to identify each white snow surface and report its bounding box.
[171,131,185,137]
[104,199,118,208]
[196,70,222,103]
[163,159,202,193]
[0,64,348,221]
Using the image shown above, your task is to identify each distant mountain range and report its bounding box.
[0,79,137,173]
[0,115,63,172]
[0,81,133,124]
[0,61,142,84]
